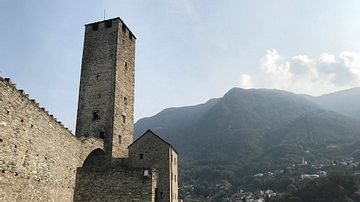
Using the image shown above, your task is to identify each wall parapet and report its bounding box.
[1,76,73,134]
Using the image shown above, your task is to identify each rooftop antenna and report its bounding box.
[104,9,106,20]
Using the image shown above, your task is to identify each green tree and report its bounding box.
[328,171,360,197]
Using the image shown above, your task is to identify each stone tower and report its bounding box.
[75,17,136,159]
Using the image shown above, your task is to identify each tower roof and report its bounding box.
[85,17,136,39]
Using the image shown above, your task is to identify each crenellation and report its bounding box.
[4,77,12,83]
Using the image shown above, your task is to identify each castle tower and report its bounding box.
[75,18,136,159]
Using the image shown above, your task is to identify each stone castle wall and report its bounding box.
[74,167,157,202]
[0,77,103,201]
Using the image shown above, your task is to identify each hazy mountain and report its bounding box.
[134,87,360,200]
[134,98,219,140]
[134,87,360,167]
[300,87,360,120]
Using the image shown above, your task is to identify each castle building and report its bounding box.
[1,17,178,202]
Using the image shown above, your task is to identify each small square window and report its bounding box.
[99,132,105,139]
[140,154,144,159]
[105,20,112,28]
[92,23,99,31]
[93,112,100,120]
[122,23,126,33]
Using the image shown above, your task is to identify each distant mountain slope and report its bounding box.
[301,87,360,120]
[178,88,360,161]
[134,87,360,198]
[134,98,219,140]
[134,87,360,167]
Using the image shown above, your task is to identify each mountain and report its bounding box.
[300,87,360,120]
[134,98,219,140]
[135,88,360,164]
[134,87,360,200]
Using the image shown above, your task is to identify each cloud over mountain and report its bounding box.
[240,49,360,95]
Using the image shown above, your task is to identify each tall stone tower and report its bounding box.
[75,17,135,159]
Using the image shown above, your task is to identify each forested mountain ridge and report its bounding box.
[134,87,360,200]
[135,87,360,160]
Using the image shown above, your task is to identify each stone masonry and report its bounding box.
[1,77,103,201]
[76,18,135,160]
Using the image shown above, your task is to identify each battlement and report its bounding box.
[0,76,73,134]
[85,17,136,42]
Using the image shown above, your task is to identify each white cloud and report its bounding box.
[239,74,253,89]
[248,49,360,95]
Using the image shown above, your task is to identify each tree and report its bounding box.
[296,177,345,202]
[328,171,360,197]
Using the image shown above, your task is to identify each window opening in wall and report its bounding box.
[92,23,99,31]
[160,192,163,199]
[0,139,3,143]
[105,20,112,28]
[124,97,128,105]
[96,74,99,80]
[100,131,105,139]
[124,62,128,70]
[98,93,101,98]
[122,115,126,124]
[140,154,144,159]
[93,112,100,120]
[129,33,133,41]
[118,135,122,144]
[122,23,126,33]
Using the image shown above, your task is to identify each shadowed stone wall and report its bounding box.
[74,167,157,202]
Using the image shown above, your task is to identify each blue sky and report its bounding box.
[1,1,360,132]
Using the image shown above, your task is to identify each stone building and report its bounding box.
[1,17,178,202]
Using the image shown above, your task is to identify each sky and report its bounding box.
[1,1,360,133]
